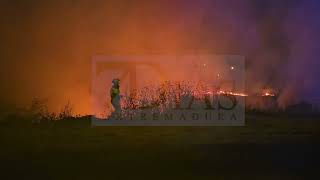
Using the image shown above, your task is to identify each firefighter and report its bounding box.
[110,78,121,115]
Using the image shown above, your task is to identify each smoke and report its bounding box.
[279,0,320,106]
[245,0,320,107]
[0,0,319,114]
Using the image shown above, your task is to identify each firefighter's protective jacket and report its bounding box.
[110,87,120,102]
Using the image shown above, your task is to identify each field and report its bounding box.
[1,112,320,179]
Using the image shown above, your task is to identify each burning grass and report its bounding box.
[104,81,252,120]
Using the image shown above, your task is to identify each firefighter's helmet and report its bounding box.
[112,78,120,85]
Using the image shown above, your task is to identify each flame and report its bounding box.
[261,88,276,97]
[100,81,277,117]
[262,92,275,97]
[217,90,248,97]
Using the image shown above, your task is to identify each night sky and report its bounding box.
[1,0,320,114]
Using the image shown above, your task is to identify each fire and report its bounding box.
[217,90,248,97]
[99,80,277,117]
[261,88,276,97]
[119,81,251,112]
[262,92,275,97]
